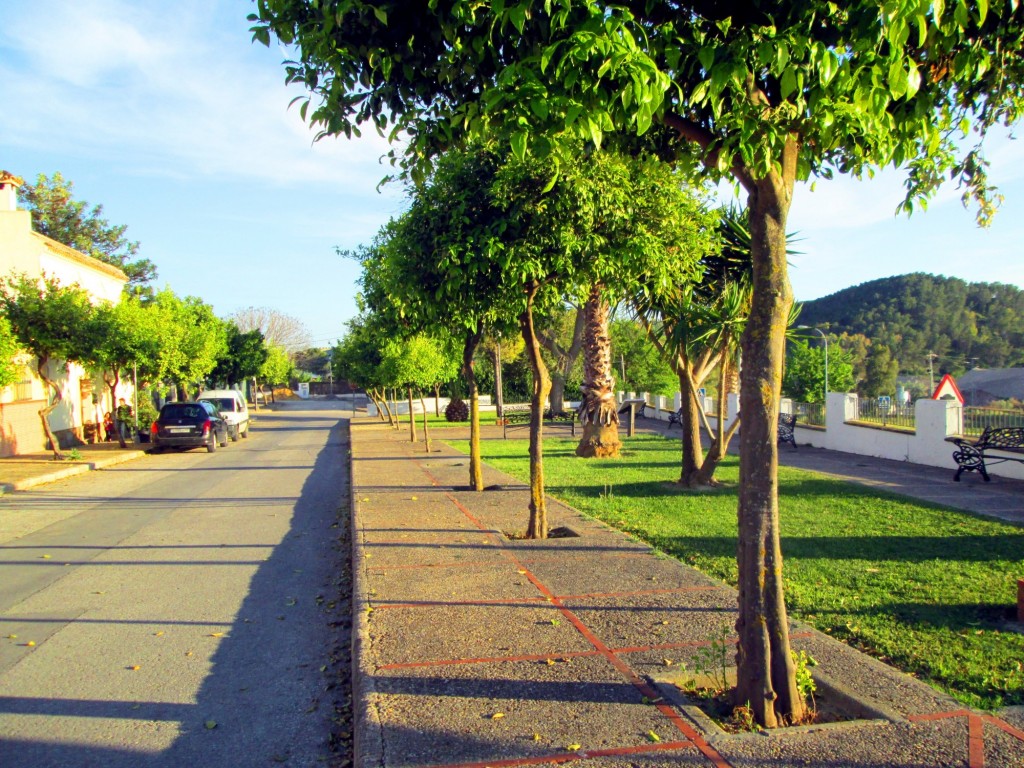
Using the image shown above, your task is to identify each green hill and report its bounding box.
[798,273,1024,375]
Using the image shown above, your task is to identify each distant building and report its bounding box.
[956,368,1024,407]
[0,170,128,455]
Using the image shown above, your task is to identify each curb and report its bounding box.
[0,449,148,494]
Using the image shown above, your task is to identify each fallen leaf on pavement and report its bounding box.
[129,665,141,671]
[489,712,505,720]
[204,720,217,730]
[566,744,581,752]
[208,632,225,638]
[647,730,661,743]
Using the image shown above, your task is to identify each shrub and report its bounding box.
[445,398,469,422]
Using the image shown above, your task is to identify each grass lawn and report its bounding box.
[385,412,499,428]
[447,433,1024,710]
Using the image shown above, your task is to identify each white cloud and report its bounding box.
[0,0,397,189]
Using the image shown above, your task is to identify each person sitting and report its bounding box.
[103,412,115,441]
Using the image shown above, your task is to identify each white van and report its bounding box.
[197,390,251,441]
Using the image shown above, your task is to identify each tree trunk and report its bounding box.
[463,323,484,491]
[420,393,430,453]
[407,387,417,443]
[676,369,704,484]
[733,156,806,728]
[575,285,620,458]
[36,356,64,460]
[520,280,550,539]
[375,389,396,426]
[549,372,567,415]
[433,383,441,416]
[538,307,585,413]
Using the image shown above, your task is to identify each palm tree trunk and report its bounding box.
[733,159,806,728]
[520,280,550,539]
[575,285,620,458]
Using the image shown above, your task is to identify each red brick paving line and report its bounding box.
[409,459,733,768]
[908,710,1024,768]
[425,739,698,768]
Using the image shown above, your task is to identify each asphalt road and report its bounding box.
[0,401,353,767]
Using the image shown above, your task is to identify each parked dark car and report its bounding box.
[149,401,229,453]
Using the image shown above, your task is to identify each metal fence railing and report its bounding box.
[963,406,1024,436]
[853,398,917,430]
[791,402,826,427]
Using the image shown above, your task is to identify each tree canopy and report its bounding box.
[253,0,1024,728]
[19,173,157,293]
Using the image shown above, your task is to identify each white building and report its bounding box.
[0,171,128,455]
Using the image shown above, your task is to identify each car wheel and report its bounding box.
[207,435,217,453]
[241,423,249,438]
[149,446,163,454]
[230,425,239,442]
[219,431,228,448]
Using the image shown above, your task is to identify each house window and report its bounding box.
[10,366,37,401]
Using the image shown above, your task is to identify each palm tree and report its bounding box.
[575,284,621,457]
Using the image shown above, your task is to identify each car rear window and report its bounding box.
[161,404,207,420]
[204,398,236,412]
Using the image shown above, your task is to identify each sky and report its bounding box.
[2,0,1022,353]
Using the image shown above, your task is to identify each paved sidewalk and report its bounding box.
[349,419,1024,768]
[0,441,148,494]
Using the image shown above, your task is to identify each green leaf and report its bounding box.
[510,131,528,161]
[780,67,797,98]
[906,61,922,98]
[888,61,908,99]
[698,47,715,72]
[373,7,388,25]
[977,0,988,24]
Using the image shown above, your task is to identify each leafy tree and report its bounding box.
[261,344,293,390]
[863,344,900,398]
[0,275,99,458]
[19,173,156,293]
[293,347,332,377]
[212,323,269,388]
[379,334,452,451]
[333,315,395,424]
[151,290,227,399]
[0,315,23,390]
[609,317,676,397]
[354,146,516,490]
[782,338,856,403]
[92,296,165,447]
[254,0,1024,726]
[633,207,752,488]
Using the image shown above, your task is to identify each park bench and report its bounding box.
[617,398,647,418]
[777,412,798,449]
[945,426,1024,482]
[668,407,798,449]
[502,404,576,439]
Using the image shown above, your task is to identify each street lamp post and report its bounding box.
[797,326,828,401]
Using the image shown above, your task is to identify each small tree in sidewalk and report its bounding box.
[0,275,100,459]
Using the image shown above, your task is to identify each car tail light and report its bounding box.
[202,420,211,436]
[150,422,158,435]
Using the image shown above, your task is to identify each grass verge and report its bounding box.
[447,433,1024,710]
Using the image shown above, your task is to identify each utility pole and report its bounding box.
[926,352,938,394]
